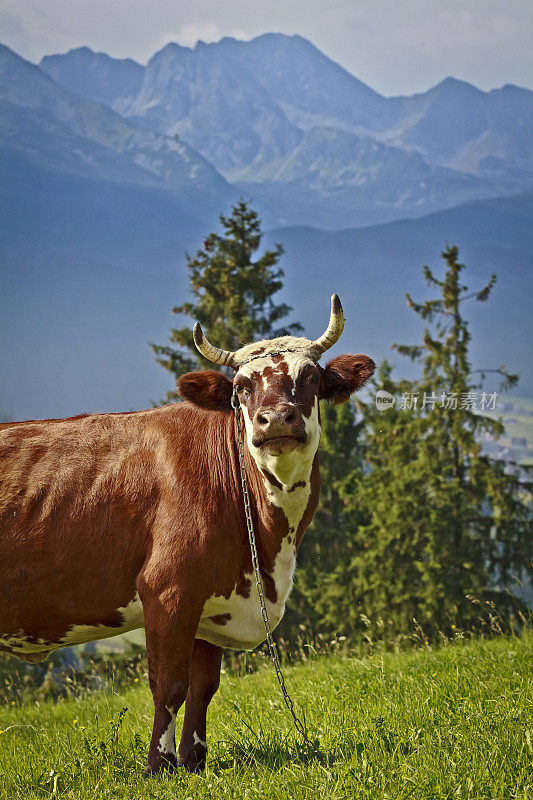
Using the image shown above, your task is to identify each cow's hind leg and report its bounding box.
[178,638,222,772]
[140,588,204,775]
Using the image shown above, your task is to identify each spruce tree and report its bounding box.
[346,246,531,638]
[151,200,302,401]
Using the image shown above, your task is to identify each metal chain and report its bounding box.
[231,388,326,763]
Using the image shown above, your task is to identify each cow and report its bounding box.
[0,295,374,773]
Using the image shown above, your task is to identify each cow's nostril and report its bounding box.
[257,413,269,426]
[284,409,296,424]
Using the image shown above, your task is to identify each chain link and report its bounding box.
[231,389,326,763]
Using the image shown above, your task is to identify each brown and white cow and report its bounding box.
[0,295,374,773]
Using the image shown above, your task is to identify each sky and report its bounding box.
[1,0,532,96]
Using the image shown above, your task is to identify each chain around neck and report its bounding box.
[230,386,326,763]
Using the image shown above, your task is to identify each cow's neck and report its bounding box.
[258,444,317,489]
[236,416,321,561]
[258,453,320,550]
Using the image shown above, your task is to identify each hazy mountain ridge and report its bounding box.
[211,33,393,133]
[381,78,533,184]
[37,33,533,228]
[0,44,234,214]
[113,40,303,175]
[40,46,144,108]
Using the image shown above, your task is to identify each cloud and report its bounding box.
[170,22,249,49]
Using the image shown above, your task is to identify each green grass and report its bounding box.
[1,634,531,799]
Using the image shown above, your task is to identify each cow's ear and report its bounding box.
[178,370,233,410]
[320,354,375,405]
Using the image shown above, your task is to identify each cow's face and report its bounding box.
[178,334,375,482]
[232,342,322,481]
[178,295,375,483]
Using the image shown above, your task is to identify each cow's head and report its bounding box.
[178,295,375,483]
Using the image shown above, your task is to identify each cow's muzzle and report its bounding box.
[251,404,307,450]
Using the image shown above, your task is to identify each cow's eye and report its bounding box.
[307,373,318,383]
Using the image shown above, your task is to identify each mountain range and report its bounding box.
[39,34,533,228]
[1,35,532,419]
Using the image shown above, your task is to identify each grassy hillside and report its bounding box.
[1,634,531,799]
[486,395,533,465]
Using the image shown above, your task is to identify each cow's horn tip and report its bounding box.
[193,323,203,345]
[331,293,343,315]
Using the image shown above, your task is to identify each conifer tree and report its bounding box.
[344,246,531,637]
[151,200,301,401]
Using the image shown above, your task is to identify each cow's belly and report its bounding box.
[0,594,145,661]
[2,538,297,657]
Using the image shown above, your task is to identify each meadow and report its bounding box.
[490,396,533,465]
[1,633,531,800]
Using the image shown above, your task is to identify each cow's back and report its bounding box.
[0,409,174,653]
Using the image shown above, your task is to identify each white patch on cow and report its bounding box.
[193,730,207,749]
[234,336,318,364]
[158,708,177,756]
[61,593,145,647]
[1,593,145,659]
[197,548,294,650]
[0,629,54,661]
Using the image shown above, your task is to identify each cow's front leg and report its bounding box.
[141,590,204,774]
[178,637,222,772]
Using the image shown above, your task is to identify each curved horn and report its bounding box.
[313,294,345,355]
[193,323,237,368]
